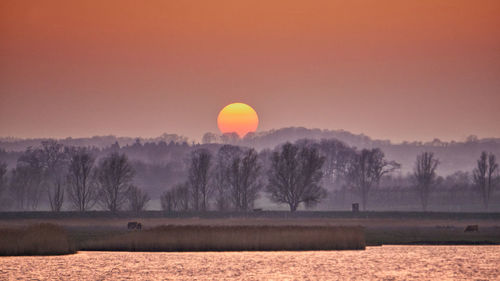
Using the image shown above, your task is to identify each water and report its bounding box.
[1,246,499,280]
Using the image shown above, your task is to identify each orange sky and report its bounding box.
[1,0,499,142]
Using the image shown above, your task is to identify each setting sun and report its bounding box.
[217,103,259,138]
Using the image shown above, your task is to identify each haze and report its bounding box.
[1,0,499,142]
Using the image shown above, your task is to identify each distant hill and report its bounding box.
[2,127,500,175]
[214,127,500,175]
[0,133,189,152]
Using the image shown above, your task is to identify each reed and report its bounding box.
[82,225,365,251]
[0,223,76,256]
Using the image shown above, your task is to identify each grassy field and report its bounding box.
[0,211,499,255]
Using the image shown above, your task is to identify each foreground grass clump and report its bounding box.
[83,225,365,251]
[0,223,76,256]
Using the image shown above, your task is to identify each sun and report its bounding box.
[217,103,259,138]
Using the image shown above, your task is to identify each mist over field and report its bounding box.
[2,127,499,174]
[1,127,499,212]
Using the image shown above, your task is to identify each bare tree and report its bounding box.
[0,162,6,199]
[206,145,262,213]
[9,166,29,210]
[267,142,326,212]
[202,132,219,144]
[413,152,439,211]
[229,148,262,211]
[187,149,212,211]
[127,185,150,213]
[97,152,134,212]
[161,183,189,211]
[473,152,498,210]
[0,162,7,209]
[66,148,98,211]
[39,140,68,212]
[316,139,357,207]
[175,183,190,211]
[220,132,239,144]
[161,189,176,212]
[212,145,241,211]
[10,148,44,210]
[346,148,399,211]
[48,182,64,212]
[11,141,68,211]
[317,139,355,188]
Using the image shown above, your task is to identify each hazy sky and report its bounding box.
[1,0,499,143]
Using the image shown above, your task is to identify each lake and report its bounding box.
[1,246,499,280]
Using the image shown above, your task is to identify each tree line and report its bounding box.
[2,140,149,213]
[160,139,498,212]
[0,139,498,212]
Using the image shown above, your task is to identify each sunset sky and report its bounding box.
[1,0,499,143]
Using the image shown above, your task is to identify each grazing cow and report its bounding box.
[464,225,479,232]
[127,222,142,231]
[253,208,263,212]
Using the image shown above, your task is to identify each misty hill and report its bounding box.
[1,127,500,212]
[2,127,500,175]
[210,127,500,175]
[0,133,189,152]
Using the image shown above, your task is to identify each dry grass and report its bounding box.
[82,225,365,251]
[2,214,498,252]
[0,223,76,256]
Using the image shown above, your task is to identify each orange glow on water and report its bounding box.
[217,103,259,138]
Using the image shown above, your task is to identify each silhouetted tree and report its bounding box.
[187,149,212,211]
[202,132,219,144]
[0,162,7,209]
[10,141,68,211]
[66,148,98,211]
[161,183,189,211]
[0,162,6,198]
[48,182,64,212]
[346,148,399,210]
[97,152,134,212]
[316,139,357,209]
[161,189,175,212]
[10,148,44,210]
[9,166,29,210]
[473,152,498,210]
[220,132,239,144]
[413,152,439,211]
[229,148,262,211]
[212,145,241,211]
[127,185,150,213]
[39,140,68,212]
[267,142,326,212]
[315,139,357,208]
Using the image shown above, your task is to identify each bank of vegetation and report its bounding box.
[0,223,365,255]
[81,225,365,252]
[0,223,75,256]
